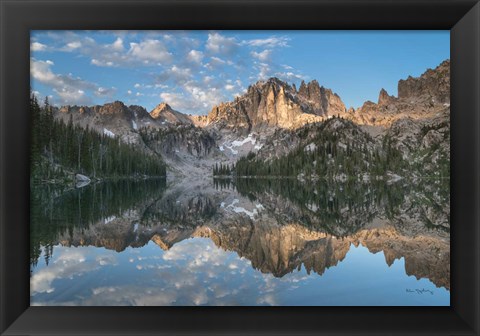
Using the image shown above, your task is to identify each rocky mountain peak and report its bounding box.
[398,59,450,103]
[250,77,295,94]
[150,102,193,125]
[93,101,125,114]
[150,102,172,118]
[206,77,347,132]
[378,88,396,105]
[298,79,321,99]
[297,79,346,116]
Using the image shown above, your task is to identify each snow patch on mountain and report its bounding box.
[232,134,256,147]
[103,128,115,137]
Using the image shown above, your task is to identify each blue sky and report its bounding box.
[30,30,449,115]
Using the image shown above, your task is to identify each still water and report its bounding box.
[30,178,450,306]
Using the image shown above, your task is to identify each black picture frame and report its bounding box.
[1,0,479,335]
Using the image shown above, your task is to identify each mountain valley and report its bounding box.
[42,59,450,183]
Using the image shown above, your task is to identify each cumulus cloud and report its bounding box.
[159,92,190,111]
[127,39,172,64]
[31,41,47,52]
[53,88,90,105]
[30,31,301,113]
[206,32,238,55]
[187,50,204,64]
[251,49,272,62]
[156,66,193,85]
[30,58,116,105]
[49,33,173,68]
[63,41,82,51]
[111,37,124,51]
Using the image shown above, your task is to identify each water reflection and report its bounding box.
[30,177,450,305]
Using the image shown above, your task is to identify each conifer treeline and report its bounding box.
[218,124,406,178]
[30,178,167,268]
[30,94,166,183]
[233,142,402,178]
[212,162,234,176]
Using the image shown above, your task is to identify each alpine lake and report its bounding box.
[30,177,450,306]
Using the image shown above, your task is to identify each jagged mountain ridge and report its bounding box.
[49,59,450,178]
[350,60,450,126]
[53,59,450,134]
[204,77,347,132]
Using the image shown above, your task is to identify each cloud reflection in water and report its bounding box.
[31,237,449,306]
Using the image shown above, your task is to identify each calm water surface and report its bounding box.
[30,178,450,306]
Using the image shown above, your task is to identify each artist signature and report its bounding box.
[406,288,434,295]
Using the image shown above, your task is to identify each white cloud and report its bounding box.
[53,88,90,105]
[31,42,47,52]
[242,36,290,48]
[206,32,238,55]
[128,39,172,63]
[95,87,116,97]
[156,66,192,85]
[159,80,226,114]
[30,58,115,105]
[111,37,124,51]
[203,76,214,85]
[184,81,225,108]
[187,50,204,64]
[91,59,114,67]
[257,62,271,80]
[159,92,188,110]
[49,33,173,68]
[204,56,234,70]
[63,41,82,51]
[275,71,305,82]
[225,84,235,91]
[251,49,272,62]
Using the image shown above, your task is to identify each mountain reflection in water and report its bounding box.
[30,177,450,306]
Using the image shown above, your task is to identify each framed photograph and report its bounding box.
[1,0,479,335]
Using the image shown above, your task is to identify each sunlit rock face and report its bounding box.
[205,77,347,132]
[49,60,450,181]
[150,102,193,126]
[378,88,397,106]
[352,60,450,127]
[398,60,450,103]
